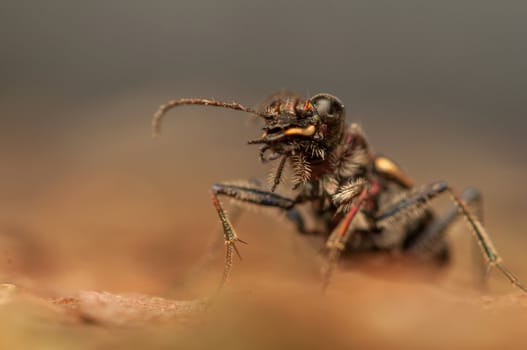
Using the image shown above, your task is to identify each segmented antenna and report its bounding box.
[152,98,271,137]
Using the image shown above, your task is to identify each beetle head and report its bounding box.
[151,93,345,163]
[250,93,345,162]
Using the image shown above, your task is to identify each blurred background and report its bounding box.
[1,1,527,348]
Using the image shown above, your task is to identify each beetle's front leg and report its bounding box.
[210,183,295,291]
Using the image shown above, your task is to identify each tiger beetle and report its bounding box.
[152,92,526,293]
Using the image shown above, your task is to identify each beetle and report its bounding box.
[152,91,525,293]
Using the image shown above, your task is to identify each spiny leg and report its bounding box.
[376,181,526,293]
[176,204,243,289]
[178,179,270,287]
[211,183,295,291]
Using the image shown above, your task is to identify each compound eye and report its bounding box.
[315,99,332,117]
[310,94,344,120]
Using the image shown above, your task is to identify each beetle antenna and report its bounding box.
[152,98,271,137]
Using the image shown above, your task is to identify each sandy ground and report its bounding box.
[1,92,527,349]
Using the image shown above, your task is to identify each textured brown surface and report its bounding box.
[0,92,526,349]
[3,1,527,347]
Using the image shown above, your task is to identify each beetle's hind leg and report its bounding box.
[404,188,488,287]
[210,183,295,292]
[405,187,482,262]
[376,182,526,293]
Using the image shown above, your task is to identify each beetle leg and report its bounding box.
[175,204,244,289]
[321,188,369,292]
[285,208,327,235]
[376,181,526,293]
[407,188,482,259]
[210,183,295,292]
